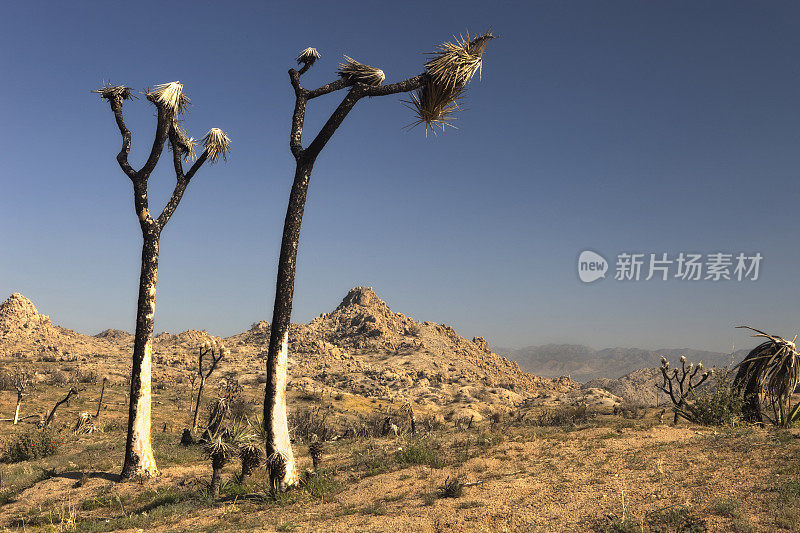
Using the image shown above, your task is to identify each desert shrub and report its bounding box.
[229,395,254,421]
[0,370,12,390]
[396,438,445,468]
[646,506,706,532]
[47,370,69,386]
[419,414,446,433]
[345,412,386,439]
[70,368,98,384]
[438,476,463,498]
[1,428,62,463]
[303,469,341,499]
[535,404,593,427]
[618,401,646,420]
[690,370,744,426]
[289,407,334,442]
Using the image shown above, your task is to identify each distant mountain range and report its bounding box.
[497,343,747,382]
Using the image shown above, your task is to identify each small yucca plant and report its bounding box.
[337,56,385,86]
[203,428,242,499]
[202,128,231,163]
[239,436,264,485]
[147,81,190,114]
[297,47,321,66]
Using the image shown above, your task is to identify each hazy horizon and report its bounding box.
[2,1,799,354]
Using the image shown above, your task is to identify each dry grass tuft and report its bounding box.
[337,56,385,86]
[202,128,231,163]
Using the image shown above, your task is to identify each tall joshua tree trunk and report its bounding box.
[94,82,230,479]
[263,34,493,490]
[124,228,160,476]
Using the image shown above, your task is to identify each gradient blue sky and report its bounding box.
[1,1,799,352]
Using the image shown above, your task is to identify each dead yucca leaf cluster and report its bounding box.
[147,81,190,115]
[202,128,231,163]
[297,47,321,66]
[337,55,385,86]
[734,326,800,425]
[92,84,134,102]
[408,30,495,133]
[170,120,197,161]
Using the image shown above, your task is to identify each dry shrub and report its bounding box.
[290,407,335,443]
[535,404,592,427]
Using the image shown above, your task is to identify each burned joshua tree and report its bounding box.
[733,326,800,426]
[263,31,495,490]
[93,82,230,478]
[191,339,228,433]
[10,368,32,425]
[658,356,714,424]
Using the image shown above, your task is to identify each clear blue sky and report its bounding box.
[1,1,799,352]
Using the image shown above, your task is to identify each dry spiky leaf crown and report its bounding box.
[407,30,495,133]
[297,47,321,65]
[202,128,231,163]
[92,85,134,102]
[146,81,190,115]
[337,56,385,86]
[170,120,197,162]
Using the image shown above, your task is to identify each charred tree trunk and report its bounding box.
[122,229,160,478]
[210,457,225,499]
[45,388,77,427]
[263,162,313,489]
[262,65,427,490]
[95,377,107,420]
[192,375,206,433]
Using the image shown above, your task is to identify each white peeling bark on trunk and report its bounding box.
[269,332,298,488]
[13,396,21,425]
[129,340,158,476]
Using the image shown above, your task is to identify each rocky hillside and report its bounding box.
[0,289,579,418]
[0,293,115,359]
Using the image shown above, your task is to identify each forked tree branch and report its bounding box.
[107,98,136,179]
[140,104,173,177]
[158,132,209,228]
[287,66,427,163]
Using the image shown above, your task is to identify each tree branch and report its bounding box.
[139,104,173,177]
[288,70,308,160]
[107,97,136,179]
[307,78,353,99]
[185,151,209,181]
[359,73,426,97]
[158,131,209,228]
[304,88,363,161]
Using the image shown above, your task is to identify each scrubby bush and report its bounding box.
[536,404,593,427]
[1,428,62,463]
[690,370,744,426]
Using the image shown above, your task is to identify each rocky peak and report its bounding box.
[335,287,389,313]
[0,293,52,331]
